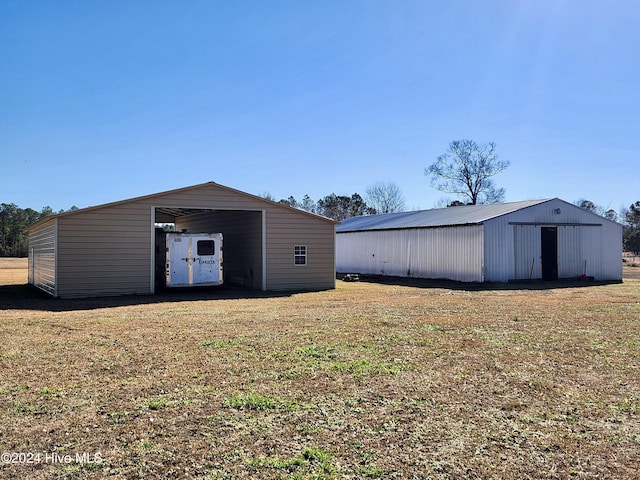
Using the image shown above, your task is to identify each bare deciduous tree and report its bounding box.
[365,181,406,214]
[425,139,509,205]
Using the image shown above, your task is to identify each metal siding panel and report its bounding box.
[265,208,336,291]
[558,226,585,278]
[502,198,592,225]
[580,227,602,278]
[28,219,57,296]
[56,204,152,298]
[336,232,366,273]
[601,221,623,280]
[336,226,483,282]
[338,198,621,283]
[513,225,541,280]
[560,223,621,281]
[497,199,621,281]
[483,219,513,282]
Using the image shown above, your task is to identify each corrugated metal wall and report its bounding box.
[484,198,622,281]
[336,225,484,282]
[510,224,610,280]
[558,225,601,278]
[337,198,621,284]
[513,225,540,280]
[28,218,57,296]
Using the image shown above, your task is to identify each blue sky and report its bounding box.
[2,1,639,215]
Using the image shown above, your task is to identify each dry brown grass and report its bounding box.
[0,258,28,285]
[0,265,638,479]
[623,253,640,279]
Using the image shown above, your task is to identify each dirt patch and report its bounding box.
[0,265,639,479]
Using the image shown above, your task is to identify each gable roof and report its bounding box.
[336,199,555,233]
[29,181,338,230]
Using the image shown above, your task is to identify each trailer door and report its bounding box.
[166,233,223,287]
[167,235,191,286]
[192,236,221,285]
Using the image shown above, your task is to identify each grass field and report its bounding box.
[0,258,638,479]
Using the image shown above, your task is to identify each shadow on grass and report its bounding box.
[339,273,622,292]
[1,274,625,312]
[0,284,295,312]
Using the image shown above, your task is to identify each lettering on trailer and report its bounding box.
[197,259,216,264]
[180,257,216,265]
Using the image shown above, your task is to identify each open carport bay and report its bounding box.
[155,208,263,290]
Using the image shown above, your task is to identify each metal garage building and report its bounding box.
[28,182,337,298]
[336,198,622,283]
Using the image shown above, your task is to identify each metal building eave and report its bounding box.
[336,222,481,234]
[508,222,603,227]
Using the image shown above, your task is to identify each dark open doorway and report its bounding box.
[541,227,558,280]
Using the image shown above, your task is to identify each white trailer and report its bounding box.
[165,232,223,287]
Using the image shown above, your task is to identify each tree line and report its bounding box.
[624,201,640,255]
[266,192,375,221]
[0,204,77,257]
[263,180,406,222]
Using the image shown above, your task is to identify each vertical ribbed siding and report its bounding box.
[599,221,622,280]
[558,225,582,277]
[28,218,57,296]
[484,198,622,282]
[513,225,540,280]
[336,225,483,282]
[337,198,621,284]
[557,225,603,278]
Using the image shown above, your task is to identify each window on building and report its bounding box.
[197,240,215,256]
[294,245,307,266]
